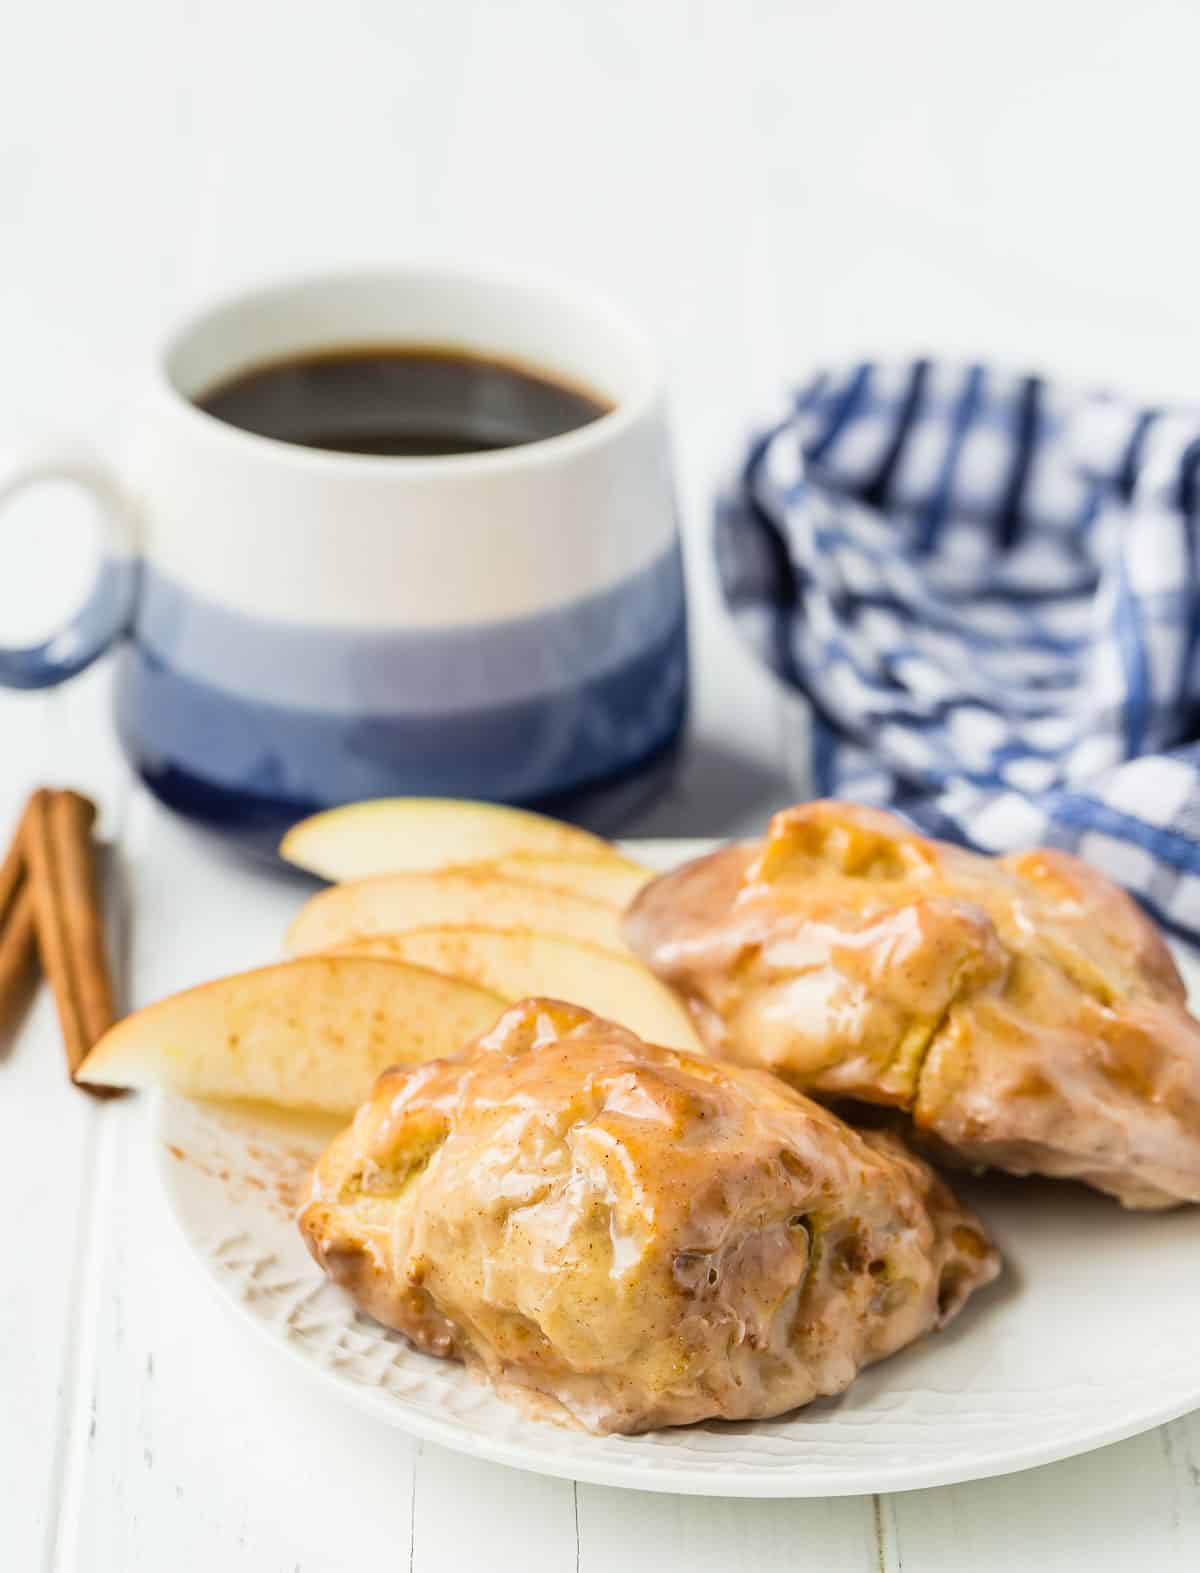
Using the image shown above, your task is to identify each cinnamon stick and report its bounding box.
[0,798,27,928]
[0,823,38,1035]
[24,788,122,1092]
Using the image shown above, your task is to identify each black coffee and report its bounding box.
[196,344,612,457]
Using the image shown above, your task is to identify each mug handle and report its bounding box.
[0,442,141,689]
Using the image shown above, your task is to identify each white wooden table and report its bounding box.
[5,2,1200,1566]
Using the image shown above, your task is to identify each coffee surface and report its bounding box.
[197,345,611,456]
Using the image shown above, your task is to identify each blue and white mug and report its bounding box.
[0,267,688,850]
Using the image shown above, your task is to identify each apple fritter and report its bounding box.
[626,801,1200,1209]
[300,999,998,1434]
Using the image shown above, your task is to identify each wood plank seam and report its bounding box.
[39,1109,108,1573]
[409,1439,421,1573]
[872,1494,887,1572]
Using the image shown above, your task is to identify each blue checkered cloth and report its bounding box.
[716,358,1200,941]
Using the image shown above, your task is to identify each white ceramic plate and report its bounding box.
[155,839,1200,1497]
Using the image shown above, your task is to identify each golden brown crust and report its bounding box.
[300,999,998,1433]
[625,801,1200,1208]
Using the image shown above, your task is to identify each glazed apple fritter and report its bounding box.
[626,800,1200,1209]
[300,998,998,1434]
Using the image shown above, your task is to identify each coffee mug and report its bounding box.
[0,267,688,850]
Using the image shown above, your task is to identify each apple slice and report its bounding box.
[451,852,651,908]
[286,870,626,956]
[76,955,507,1116]
[280,797,620,882]
[334,926,704,1053]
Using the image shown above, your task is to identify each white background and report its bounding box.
[3,1,1200,1567]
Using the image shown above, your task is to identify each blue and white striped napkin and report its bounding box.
[716,358,1200,940]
